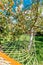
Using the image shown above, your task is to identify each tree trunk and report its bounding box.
[0,45,3,52]
[28,28,34,51]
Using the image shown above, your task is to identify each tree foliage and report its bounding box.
[0,0,43,65]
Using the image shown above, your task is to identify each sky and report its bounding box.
[13,0,42,8]
[23,0,32,7]
[0,0,32,14]
[13,0,32,10]
[13,0,43,11]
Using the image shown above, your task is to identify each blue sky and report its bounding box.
[13,0,42,7]
[13,0,32,9]
[13,0,43,11]
[23,0,32,6]
[0,0,32,14]
[23,0,32,10]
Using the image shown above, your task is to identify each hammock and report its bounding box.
[0,52,22,65]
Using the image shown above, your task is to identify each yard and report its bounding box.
[1,34,43,65]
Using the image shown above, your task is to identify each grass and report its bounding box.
[1,34,43,65]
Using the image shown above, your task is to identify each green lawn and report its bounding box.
[1,34,43,65]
